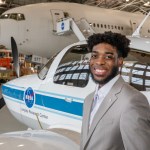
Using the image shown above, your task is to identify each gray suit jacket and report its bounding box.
[80,77,150,150]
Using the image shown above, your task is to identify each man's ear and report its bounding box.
[118,57,124,67]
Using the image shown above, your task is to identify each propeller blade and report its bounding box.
[11,37,20,77]
[0,98,5,109]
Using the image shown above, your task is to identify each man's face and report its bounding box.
[90,43,123,85]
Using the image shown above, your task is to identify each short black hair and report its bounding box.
[87,31,130,58]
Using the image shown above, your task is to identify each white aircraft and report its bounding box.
[1,38,150,132]
[1,2,150,76]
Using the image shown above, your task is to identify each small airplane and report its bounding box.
[1,38,150,134]
[1,2,150,76]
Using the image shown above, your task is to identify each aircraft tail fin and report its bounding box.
[132,12,150,37]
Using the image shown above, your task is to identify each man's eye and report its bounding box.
[91,55,97,58]
[105,55,114,59]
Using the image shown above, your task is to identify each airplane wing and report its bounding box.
[127,11,150,54]
[127,35,150,54]
[0,130,79,150]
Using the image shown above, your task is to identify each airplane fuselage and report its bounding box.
[0,2,150,58]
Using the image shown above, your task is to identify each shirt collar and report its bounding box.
[95,74,120,99]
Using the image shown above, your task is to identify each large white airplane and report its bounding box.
[0,2,150,76]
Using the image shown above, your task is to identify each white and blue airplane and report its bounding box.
[1,39,150,134]
[0,2,150,76]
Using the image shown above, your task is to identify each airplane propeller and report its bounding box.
[11,37,20,77]
[0,98,5,109]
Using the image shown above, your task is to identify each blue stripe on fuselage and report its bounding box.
[2,84,83,117]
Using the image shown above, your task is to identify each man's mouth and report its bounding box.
[93,68,107,76]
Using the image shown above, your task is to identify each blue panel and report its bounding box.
[2,85,83,117]
[2,85,24,101]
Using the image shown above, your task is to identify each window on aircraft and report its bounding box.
[0,13,25,21]
[54,13,60,15]
[64,12,69,18]
[97,24,99,28]
[9,13,25,21]
[104,24,107,28]
[118,26,120,30]
[93,23,96,27]
[120,62,150,91]
[108,25,110,29]
[148,29,150,33]
[101,24,103,28]
[17,14,25,20]
[0,14,10,19]
[54,44,91,88]
[111,25,113,29]
[115,26,117,29]
[38,52,59,80]
[121,27,123,30]
[10,13,18,20]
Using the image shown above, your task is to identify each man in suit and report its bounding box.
[80,31,150,150]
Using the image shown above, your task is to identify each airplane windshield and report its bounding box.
[38,53,58,80]
[53,44,91,88]
[0,13,25,21]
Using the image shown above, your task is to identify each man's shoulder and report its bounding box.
[116,76,141,94]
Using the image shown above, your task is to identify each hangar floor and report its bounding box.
[0,105,28,134]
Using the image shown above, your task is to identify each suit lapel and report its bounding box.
[83,77,125,148]
[82,92,94,147]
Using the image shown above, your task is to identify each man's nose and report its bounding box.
[96,56,106,65]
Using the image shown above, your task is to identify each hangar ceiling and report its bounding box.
[1,0,150,14]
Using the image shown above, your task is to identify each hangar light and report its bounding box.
[0,0,5,4]
[144,1,150,6]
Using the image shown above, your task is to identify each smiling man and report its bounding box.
[80,31,150,150]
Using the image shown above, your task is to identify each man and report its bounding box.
[80,31,150,150]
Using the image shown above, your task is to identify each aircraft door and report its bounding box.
[50,9,65,32]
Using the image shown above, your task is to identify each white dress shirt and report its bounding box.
[89,75,120,127]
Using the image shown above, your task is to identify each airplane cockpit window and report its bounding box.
[10,13,17,20]
[121,50,150,91]
[0,14,10,19]
[17,13,25,20]
[53,44,91,88]
[121,61,150,91]
[0,13,25,21]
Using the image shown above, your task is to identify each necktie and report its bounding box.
[89,93,99,127]
[92,94,99,111]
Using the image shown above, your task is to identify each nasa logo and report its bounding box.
[24,87,35,108]
[61,22,65,30]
